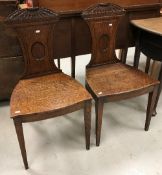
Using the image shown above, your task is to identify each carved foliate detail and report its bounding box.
[82,3,125,20]
[5,7,59,24]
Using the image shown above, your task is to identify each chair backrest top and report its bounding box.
[82,3,125,68]
[82,3,125,20]
[5,8,61,79]
[5,7,59,25]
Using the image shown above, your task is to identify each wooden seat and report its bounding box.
[86,63,159,98]
[82,3,159,147]
[5,8,92,169]
[11,73,91,118]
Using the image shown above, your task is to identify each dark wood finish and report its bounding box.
[0,0,162,100]
[120,48,128,64]
[133,30,141,68]
[71,18,76,78]
[0,1,17,16]
[5,8,92,169]
[0,0,24,100]
[82,3,160,146]
[84,100,92,150]
[57,58,61,69]
[131,17,162,115]
[145,86,159,130]
[14,119,28,169]
[145,57,151,73]
[6,9,61,79]
[154,64,162,115]
[95,99,104,146]
[34,0,160,13]
[35,0,161,74]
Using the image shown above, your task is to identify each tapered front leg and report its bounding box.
[145,86,159,131]
[95,99,104,147]
[14,119,28,169]
[84,100,92,150]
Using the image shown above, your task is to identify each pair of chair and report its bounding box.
[5,4,159,169]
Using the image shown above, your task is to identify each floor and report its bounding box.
[0,49,162,175]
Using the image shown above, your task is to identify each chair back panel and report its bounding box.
[82,3,125,67]
[5,8,61,79]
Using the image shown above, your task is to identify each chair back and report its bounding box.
[5,8,61,79]
[82,3,125,67]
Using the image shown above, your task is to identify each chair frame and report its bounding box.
[5,7,91,169]
[82,3,159,146]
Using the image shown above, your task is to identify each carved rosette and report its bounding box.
[5,7,59,25]
[82,3,125,20]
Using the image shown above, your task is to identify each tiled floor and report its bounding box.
[0,49,162,175]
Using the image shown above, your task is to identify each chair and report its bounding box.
[82,3,159,146]
[5,8,92,169]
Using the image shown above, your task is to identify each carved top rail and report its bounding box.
[5,7,59,25]
[82,3,125,20]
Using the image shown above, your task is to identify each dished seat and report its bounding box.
[11,73,92,118]
[86,63,159,98]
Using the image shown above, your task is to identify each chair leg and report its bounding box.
[71,56,75,78]
[95,99,104,147]
[84,100,91,150]
[119,48,128,64]
[57,58,61,69]
[145,57,151,73]
[134,46,141,68]
[152,85,162,117]
[152,64,162,116]
[145,86,159,131]
[14,119,28,169]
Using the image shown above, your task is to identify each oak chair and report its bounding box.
[5,8,92,169]
[82,3,159,146]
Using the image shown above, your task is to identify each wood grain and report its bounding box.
[131,17,162,36]
[83,3,160,146]
[86,63,159,98]
[0,0,161,100]
[6,8,92,169]
[11,73,91,117]
[35,0,160,13]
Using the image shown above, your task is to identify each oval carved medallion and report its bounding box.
[99,34,109,53]
[31,42,45,60]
